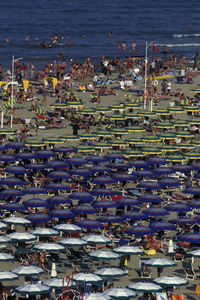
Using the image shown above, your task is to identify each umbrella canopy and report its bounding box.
[23,186,47,195]
[87,155,108,164]
[94,268,126,278]
[147,157,168,165]
[153,167,174,175]
[144,258,176,268]
[7,232,36,242]
[130,160,149,168]
[154,275,188,287]
[103,287,137,299]
[33,243,65,252]
[123,211,147,220]
[114,246,143,255]
[190,250,200,257]
[60,238,87,247]
[105,153,125,160]
[31,228,59,237]
[150,222,176,231]
[91,189,121,197]
[92,200,119,208]
[159,178,181,187]
[85,293,110,300]
[15,283,50,295]
[0,222,7,230]
[178,233,200,243]
[117,197,140,206]
[26,213,51,223]
[143,207,169,217]
[67,157,88,165]
[89,250,121,260]
[53,224,83,233]
[97,215,123,223]
[72,205,97,215]
[68,192,94,203]
[4,142,26,149]
[138,194,163,203]
[166,203,190,212]
[47,195,72,205]
[0,177,25,186]
[43,277,74,289]
[0,271,18,281]
[0,253,14,261]
[0,236,11,244]
[48,171,72,180]
[5,166,29,174]
[73,273,103,284]
[113,173,135,182]
[35,150,56,158]
[82,235,111,244]
[1,202,26,211]
[128,282,162,293]
[0,188,23,198]
[137,181,162,190]
[125,226,154,236]
[49,209,74,219]
[91,176,116,185]
[169,217,197,225]
[24,198,49,208]
[183,187,200,195]
[43,183,70,191]
[3,216,31,225]
[46,160,68,169]
[70,168,93,177]
[0,155,18,162]
[76,219,104,229]
[12,265,44,276]
[26,163,46,170]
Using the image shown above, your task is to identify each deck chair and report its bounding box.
[182,260,195,280]
[155,292,168,300]
[139,259,152,278]
[172,295,184,300]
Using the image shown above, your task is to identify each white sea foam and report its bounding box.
[172,33,200,38]
[156,43,200,47]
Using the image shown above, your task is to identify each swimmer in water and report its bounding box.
[6,38,10,43]
[25,36,30,41]
[35,37,39,41]
[132,41,136,52]
[122,41,126,51]
[108,31,113,38]
[66,34,70,39]
[61,35,65,40]
[82,34,86,38]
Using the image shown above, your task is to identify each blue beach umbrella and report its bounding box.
[5,166,29,174]
[138,193,163,203]
[43,183,70,191]
[153,167,174,175]
[143,207,169,217]
[169,217,197,225]
[4,142,26,149]
[35,150,56,158]
[52,146,77,153]
[76,219,104,229]
[23,186,47,195]
[166,203,190,212]
[159,178,181,187]
[117,197,140,206]
[150,221,176,231]
[0,155,17,162]
[16,152,36,160]
[70,168,93,176]
[46,160,68,169]
[91,176,116,185]
[183,187,200,195]
[90,166,111,174]
[23,198,49,208]
[49,209,74,219]
[189,200,200,208]
[113,173,136,182]
[178,233,200,243]
[1,202,26,211]
[26,213,51,223]
[171,165,193,172]
[107,162,131,170]
[47,195,72,205]
[72,205,97,215]
[191,162,200,170]
[0,177,25,186]
[26,163,46,170]
[147,157,168,165]
[68,191,94,203]
[87,155,108,164]
[0,189,23,198]
[91,189,121,196]
[137,181,162,190]
[97,215,123,223]
[123,211,147,220]
[105,153,126,160]
[67,157,88,165]
[92,200,119,208]
[130,160,149,168]
[48,171,72,180]
[134,170,155,177]
[125,226,154,236]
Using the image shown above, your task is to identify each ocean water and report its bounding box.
[0,0,199,69]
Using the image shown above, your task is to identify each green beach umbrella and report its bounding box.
[126,138,146,146]
[109,128,129,135]
[78,133,96,140]
[25,140,45,147]
[94,130,114,137]
[142,148,162,155]
[123,150,143,158]
[175,131,193,138]
[166,155,187,163]
[184,152,200,160]
[154,109,170,115]
[168,107,185,113]
[172,120,189,127]
[158,133,177,140]
[158,145,178,152]
[124,113,140,119]
[0,129,15,135]
[95,107,112,113]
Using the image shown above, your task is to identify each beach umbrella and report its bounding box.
[147,157,168,165]
[126,139,145,147]
[105,153,125,160]
[183,187,200,195]
[189,200,200,208]
[67,157,88,165]
[123,211,147,220]
[142,136,161,143]
[176,144,195,150]
[43,183,70,191]
[25,140,45,147]
[94,143,112,150]
[150,222,176,231]
[23,186,47,195]
[94,131,114,138]
[191,162,200,170]
[130,160,149,168]
[1,202,26,211]
[0,188,24,198]
[0,129,15,135]
[60,135,80,142]
[72,205,97,215]
[0,222,7,230]
[68,192,94,203]
[3,216,31,226]
[89,250,120,260]
[46,160,68,169]
[158,145,177,152]
[154,275,188,287]
[143,207,169,217]
[166,203,190,212]
[113,173,136,182]
[144,258,176,269]
[44,277,74,290]
[12,265,44,276]
[91,189,121,196]
[190,250,200,257]
[91,166,111,174]
[137,181,162,190]
[169,217,197,225]
[5,166,29,174]
[134,170,155,178]
[73,273,103,285]
[43,137,63,144]
[95,107,111,113]
[128,282,162,293]
[97,215,123,223]
[77,145,95,153]
[122,150,143,158]
[7,232,36,242]
[142,148,162,156]
[4,142,26,149]
[103,287,137,299]
[91,176,116,185]
[155,122,174,129]
[117,197,140,206]
[176,131,193,138]
[85,293,111,300]
[126,127,145,133]
[60,238,87,247]
[52,146,77,153]
[178,233,200,243]
[153,167,174,175]
[49,209,74,219]
[76,219,104,229]
[31,228,59,237]
[125,226,154,236]
[48,171,72,180]
[0,271,18,281]
[70,168,93,176]
[53,224,83,233]
[107,162,131,170]
[15,283,50,295]
[171,165,192,172]
[0,177,25,186]
[33,243,65,252]
[92,200,119,208]
[0,253,14,261]
[47,195,72,205]
[83,235,111,244]
[166,155,187,163]
[79,133,97,140]
[0,155,17,162]
[35,150,56,158]
[87,155,108,164]
[49,103,68,109]
[26,163,46,170]
[114,246,143,255]
[79,108,96,114]
[159,178,181,187]
[0,236,11,244]
[94,268,126,278]
[26,213,51,223]
[15,152,36,160]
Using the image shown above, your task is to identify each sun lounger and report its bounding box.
[182,260,195,280]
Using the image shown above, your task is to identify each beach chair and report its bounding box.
[171,295,184,300]
[154,292,168,300]
[139,258,152,278]
[182,260,195,280]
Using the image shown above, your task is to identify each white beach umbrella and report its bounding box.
[128,282,162,292]
[73,273,103,284]
[7,232,36,242]
[53,224,83,232]
[60,238,87,247]
[83,235,111,244]
[144,258,176,268]
[12,265,44,276]
[103,287,137,299]
[154,275,188,287]
[94,268,126,278]
[0,253,15,261]
[0,271,18,281]
[15,283,50,295]
[89,250,121,260]
[190,249,200,257]
[113,246,143,255]
[33,243,65,252]
[0,222,7,230]
[85,293,111,300]
[31,228,59,237]
[44,277,74,289]
[0,236,11,244]
[3,216,31,225]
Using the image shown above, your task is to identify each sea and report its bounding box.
[0,0,200,70]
